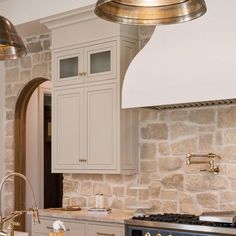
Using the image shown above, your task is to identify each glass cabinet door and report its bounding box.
[84,41,117,83]
[53,47,83,86]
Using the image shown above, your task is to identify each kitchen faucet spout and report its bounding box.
[0,172,40,236]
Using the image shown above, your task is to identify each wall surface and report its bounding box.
[63,105,236,214]
[4,25,236,217]
[4,34,51,215]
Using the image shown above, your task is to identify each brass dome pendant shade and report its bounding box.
[94,0,207,25]
[0,16,27,60]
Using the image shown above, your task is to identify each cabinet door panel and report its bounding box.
[53,88,84,171]
[84,41,117,83]
[53,47,84,87]
[84,84,117,169]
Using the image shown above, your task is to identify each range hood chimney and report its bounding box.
[122,0,236,110]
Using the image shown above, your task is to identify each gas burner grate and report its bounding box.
[132,213,236,228]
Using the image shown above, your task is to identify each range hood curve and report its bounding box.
[122,0,236,110]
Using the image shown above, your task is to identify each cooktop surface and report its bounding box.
[132,213,236,228]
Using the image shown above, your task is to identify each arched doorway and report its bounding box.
[14,77,48,230]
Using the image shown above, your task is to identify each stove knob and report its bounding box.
[168,234,172,236]
[156,234,162,236]
[144,233,151,236]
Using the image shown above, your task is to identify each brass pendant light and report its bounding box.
[94,0,207,25]
[0,16,27,60]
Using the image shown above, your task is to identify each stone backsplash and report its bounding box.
[63,105,236,215]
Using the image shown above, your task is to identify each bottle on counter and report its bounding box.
[95,193,104,209]
[49,220,67,236]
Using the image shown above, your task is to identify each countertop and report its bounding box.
[39,208,133,224]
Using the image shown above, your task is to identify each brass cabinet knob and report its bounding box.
[83,72,87,76]
[144,233,151,236]
[79,159,87,162]
[79,72,83,76]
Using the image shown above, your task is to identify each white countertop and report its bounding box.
[39,208,133,224]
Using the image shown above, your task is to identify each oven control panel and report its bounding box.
[126,225,220,236]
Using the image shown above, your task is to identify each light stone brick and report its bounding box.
[159,157,183,172]
[222,146,236,162]
[32,63,48,78]
[180,193,201,215]
[139,189,149,200]
[93,183,112,196]
[161,174,184,190]
[218,106,236,128]
[208,176,229,190]
[70,197,87,207]
[196,193,218,209]
[6,111,13,120]
[223,129,236,144]
[215,131,222,145]
[170,123,197,140]
[111,198,124,209]
[139,109,157,122]
[140,173,151,184]
[63,181,78,193]
[5,137,13,149]
[5,85,12,96]
[140,143,156,160]
[27,41,43,53]
[199,134,214,151]
[171,138,198,155]
[158,143,170,156]
[113,186,125,197]
[126,187,137,197]
[170,110,188,121]
[20,70,31,82]
[140,160,157,172]
[161,201,177,213]
[5,150,14,163]
[141,123,168,140]
[158,110,170,122]
[150,182,161,198]
[198,126,215,132]
[89,174,104,181]
[5,121,13,136]
[149,199,161,212]
[186,175,209,192]
[160,190,178,201]
[220,203,236,211]
[125,197,137,206]
[6,68,19,83]
[220,191,236,203]
[43,40,50,50]
[13,83,24,94]
[105,174,123,183]
[5,96,16,109]
[189,108,215,124]
[230,178,236,190]
[81,182,92,196]
[20,56,32,69]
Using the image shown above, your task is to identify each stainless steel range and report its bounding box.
[125,213,236,236]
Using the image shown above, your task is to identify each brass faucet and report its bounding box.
[186,153,221,174]
[0,173,40,236]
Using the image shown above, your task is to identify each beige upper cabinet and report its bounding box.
[44,6,139,174]
[53,41,117,87]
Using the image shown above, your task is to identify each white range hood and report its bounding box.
[122,0,236,109]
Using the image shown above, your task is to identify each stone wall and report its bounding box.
[4,34,51,214]
[4,26,236,216]
[64,105,236,215]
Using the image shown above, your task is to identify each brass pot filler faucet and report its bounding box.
[186,153,221,174]
[0,172,40,236]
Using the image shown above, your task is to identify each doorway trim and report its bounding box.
[14,77,48,229]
